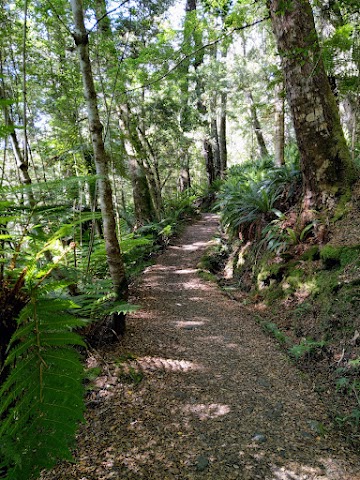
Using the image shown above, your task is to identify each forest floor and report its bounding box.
[42,213,360,480]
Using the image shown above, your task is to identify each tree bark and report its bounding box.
[274,79,285,166]
[210,94,221,178]
[204,136,216,186]
[129,155,154,225]
[245,90,269,159]
[219,90,228,176]
[70,0,128,334]
[268,0,356,206]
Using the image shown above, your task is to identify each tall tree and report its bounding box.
[70,0,128,335]
[268,0,356,207]
[273,75,285,166]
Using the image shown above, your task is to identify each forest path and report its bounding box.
[45,213,360,480]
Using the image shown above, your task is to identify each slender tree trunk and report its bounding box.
[219,90,227,176]
[178,150,191,192]
[71,0,128,334]
[274,79,285,166]
[245,90,269,159]
[210,95,221,178]
[204,137,216,186]
[136,125,163,217]
[117,107,158,223]
[268,0,356,206]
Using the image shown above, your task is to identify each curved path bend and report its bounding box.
[45,214,360,480]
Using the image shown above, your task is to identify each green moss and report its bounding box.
[198,270,218,283]
[339,246,360,267]
[320,245,342,269]
[316,270,339,294]
[333,189,352,222]
[320,245,360,270]
[257,263,282,283]
[300,245,320,261]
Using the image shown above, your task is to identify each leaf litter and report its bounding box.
[41,214,360,480]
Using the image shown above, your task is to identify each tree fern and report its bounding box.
[0,295,86,480]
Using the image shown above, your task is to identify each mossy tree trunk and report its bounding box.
[268,0,356,207]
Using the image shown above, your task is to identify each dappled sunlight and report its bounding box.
[136,356,205,373]
[182,403,231,420]
[145,264,177,273]
[174,319,206,328]
[173,268,198,274]
[181,279,213,291]
[199,335,226,344]
[269,456,357,480]
[169,240,210,253]
[131,310,154,320]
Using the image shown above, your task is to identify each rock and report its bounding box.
[252,433,267,443]
[195,455,209,471]
[174,391,187,400]
[265,402,283,419]
[257,377,271,388]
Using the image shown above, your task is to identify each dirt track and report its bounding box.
[43,213,360,480]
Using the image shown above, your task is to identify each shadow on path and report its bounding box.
[43,214,360,480]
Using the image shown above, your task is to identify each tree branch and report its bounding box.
[124,16,270,93]
[88,0,132,33]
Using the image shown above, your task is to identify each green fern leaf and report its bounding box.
[0,295,86,480]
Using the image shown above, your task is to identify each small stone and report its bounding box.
[174,391,187,399]
[257,377,271,388]
[300,430,313,440]
[252,433,267,443]
[196,455,209,471]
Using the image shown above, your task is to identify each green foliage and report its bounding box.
[217,176,281,237]
[164,191,198,221]
[320,245,342,266]
[289,338,326,360]
[335,358,360,433]
[0,295,86,480]
[217,157,300,239]
[75,279,139,322]
[118,365,144,386]
[261,321,290,345]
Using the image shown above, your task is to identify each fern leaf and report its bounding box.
[0,295,86,480]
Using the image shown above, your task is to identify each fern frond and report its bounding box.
[0,295,86,480]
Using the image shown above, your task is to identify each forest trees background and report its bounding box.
[0,0,360,478]
[1,0,359,221]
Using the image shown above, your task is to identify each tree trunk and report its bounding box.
[129,155,154,226]
[274,79,285,166]
[210,95,221,178]
[71,0,127,335]
[219,90,227,176]
[178,150,191,193]
[268,0,356,206]
[245,90,269,159]
[117,106,159,223]
[204,136,216,186]
[136,125,163,218]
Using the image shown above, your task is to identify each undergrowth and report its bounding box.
[216,155,360,441]
[0,179,202,479]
